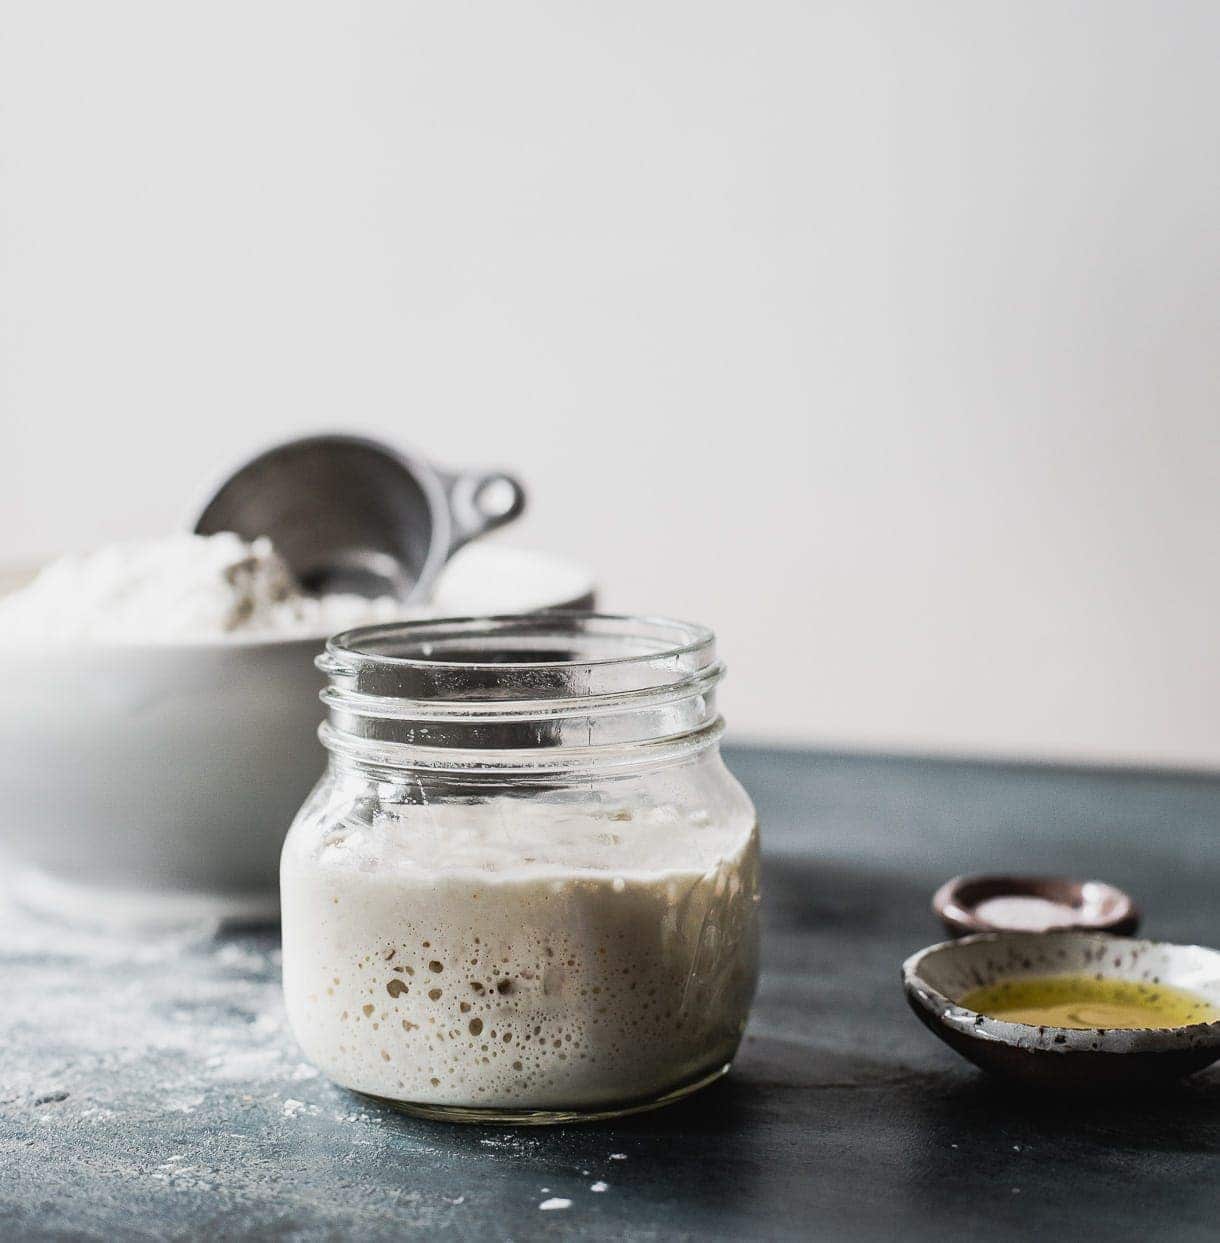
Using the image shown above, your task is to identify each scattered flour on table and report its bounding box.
[0,901,315,1121]
[216,941,276,973]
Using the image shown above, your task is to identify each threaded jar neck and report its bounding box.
[316,612,726,774]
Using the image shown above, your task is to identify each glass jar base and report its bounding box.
[356,1061,732,1126]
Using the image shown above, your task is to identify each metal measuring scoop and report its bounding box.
[194,434,526,603]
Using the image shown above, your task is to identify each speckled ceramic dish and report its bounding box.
[903,932,1220,1088]
[932,874,1139,938]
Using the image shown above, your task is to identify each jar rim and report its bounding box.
[322,611,714,674]
[315,612,726,765]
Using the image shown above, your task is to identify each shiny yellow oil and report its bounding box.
[960,973,1220,1030]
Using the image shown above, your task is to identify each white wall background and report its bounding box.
[2,2,1218,768]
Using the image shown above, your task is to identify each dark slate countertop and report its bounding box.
[3,745,1220,1241]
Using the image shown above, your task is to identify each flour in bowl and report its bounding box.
[0,533,409,643]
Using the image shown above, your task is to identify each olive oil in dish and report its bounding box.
[961,974,1220,1030]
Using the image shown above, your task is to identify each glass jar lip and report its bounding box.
[316,612,725,766]
[322,611,715,673]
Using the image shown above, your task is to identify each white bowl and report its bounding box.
[0,544,594,923]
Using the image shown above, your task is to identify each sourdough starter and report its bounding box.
[280,800,760,1110]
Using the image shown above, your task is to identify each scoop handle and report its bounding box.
[440,469,527,551]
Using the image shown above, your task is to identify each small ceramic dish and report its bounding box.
[903,932,1220,1088]
[932,874,1139,938]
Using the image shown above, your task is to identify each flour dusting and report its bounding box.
[0,533,407,643]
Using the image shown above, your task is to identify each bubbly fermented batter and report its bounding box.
[281,800,760,1110]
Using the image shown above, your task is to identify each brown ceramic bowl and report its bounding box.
[903,932,1220,1089]
[932,874,1139,938]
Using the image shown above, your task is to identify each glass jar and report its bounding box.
[280,613,760,1123]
